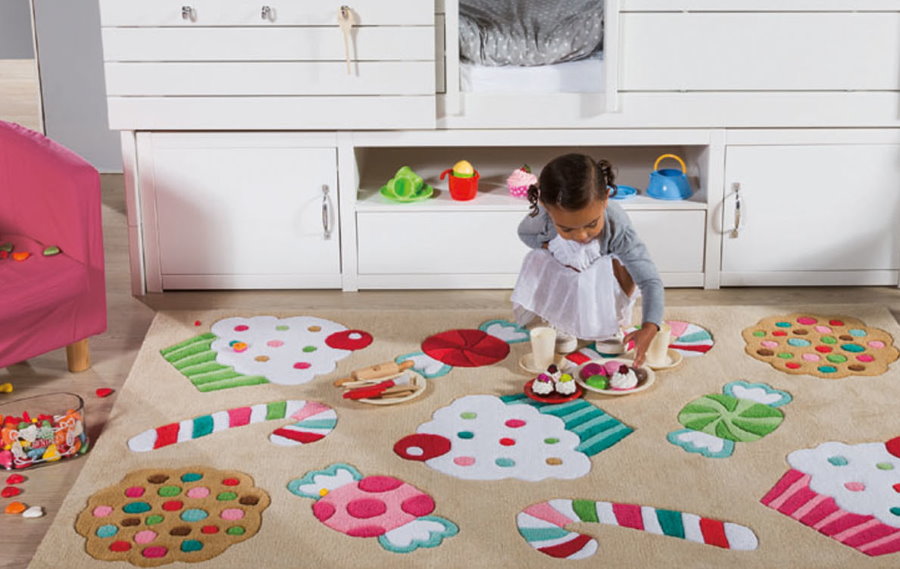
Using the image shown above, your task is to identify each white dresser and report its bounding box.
[98,0,900,293]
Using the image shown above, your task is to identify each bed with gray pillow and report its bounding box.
[459,0,604,67]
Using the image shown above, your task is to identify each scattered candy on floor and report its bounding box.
[12,251,30,261]
[95,388,114,398]
[42,245,60,256]
[2,486,22,498]
[0,383,12,394]
[5,473,25,484]
[22,505,44,518]
[5,501,26,514]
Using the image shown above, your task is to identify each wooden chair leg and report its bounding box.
[66,339,91,373]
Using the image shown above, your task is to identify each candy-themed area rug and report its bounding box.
[26,305,900,569]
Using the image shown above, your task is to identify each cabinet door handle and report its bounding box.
[730,182,742,238]
[181,6,195,21]
[322,184,333,240]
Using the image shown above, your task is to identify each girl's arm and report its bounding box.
[604,205,665,328]
[517,207,556,249]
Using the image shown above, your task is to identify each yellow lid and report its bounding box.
[452,160,474,176]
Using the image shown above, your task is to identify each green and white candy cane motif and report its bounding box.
[668,381,791,459]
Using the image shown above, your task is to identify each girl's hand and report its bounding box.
[623,323,658,368]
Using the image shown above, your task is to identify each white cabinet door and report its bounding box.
[721,144,900,284]
[629,210,706,286]
[141,134,340,290]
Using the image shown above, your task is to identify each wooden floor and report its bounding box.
[2,64,900,569]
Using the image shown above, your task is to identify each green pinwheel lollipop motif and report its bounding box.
[668,381,791,458]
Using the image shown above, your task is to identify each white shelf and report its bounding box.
[356,186,708,212]
[355,144,710,212]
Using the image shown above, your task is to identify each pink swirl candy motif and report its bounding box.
[287,463,458,553]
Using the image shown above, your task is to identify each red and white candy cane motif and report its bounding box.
[127,400,336,451]
[517,499,758,559]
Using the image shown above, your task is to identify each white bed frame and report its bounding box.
[98,0,900,294]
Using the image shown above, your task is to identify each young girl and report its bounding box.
[511,153,664,367]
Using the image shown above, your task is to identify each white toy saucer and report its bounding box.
[627,349,684,371]
[518,353,570,375]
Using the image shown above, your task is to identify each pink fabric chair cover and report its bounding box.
[0,120,106,368]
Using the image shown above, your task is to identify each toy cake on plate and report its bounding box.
[531,364,577,396]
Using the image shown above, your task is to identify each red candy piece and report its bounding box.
[815,346,832,353]
[772,331,787,337]
[109,541,132,552]
[886,437,900,459]
[1,486,22,498]
[95,388,114,398]
[194,320,202,326]
[5,474,25,485]
[829,319,845,327]
[785,362,801,369]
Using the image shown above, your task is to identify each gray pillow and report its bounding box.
[459,0,603,66]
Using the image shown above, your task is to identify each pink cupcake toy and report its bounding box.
[507,165,537,199]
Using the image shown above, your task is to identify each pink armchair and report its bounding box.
[0,121,106,372]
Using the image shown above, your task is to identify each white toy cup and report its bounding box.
[529,327,557,370]
[645,322,672,367]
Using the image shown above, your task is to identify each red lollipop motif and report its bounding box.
[421,329,509,367]
[325,330,373,351]
[394,433,452,462]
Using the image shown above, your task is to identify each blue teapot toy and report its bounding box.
[647,154,693,200]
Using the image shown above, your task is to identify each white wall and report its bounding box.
[32,0,121,172]
[0,0,34,59]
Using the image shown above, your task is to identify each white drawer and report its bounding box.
[628,210,706,273]
[105,62,435,96]
[101,27,434,62]
[621,12,900,91]
[357,212,530,274]
[100,0,434,27]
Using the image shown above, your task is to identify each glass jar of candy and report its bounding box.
[0,392,89,469]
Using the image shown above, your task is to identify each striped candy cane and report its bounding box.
[128,400,336,451]
[517,499,758,559]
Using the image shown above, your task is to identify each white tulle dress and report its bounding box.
[511,235,637,340]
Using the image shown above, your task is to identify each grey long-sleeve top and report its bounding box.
[517,201,665,327]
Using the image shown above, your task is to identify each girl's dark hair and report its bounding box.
[527,154,617,217]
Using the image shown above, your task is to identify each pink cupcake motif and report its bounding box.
[762,436,900,556]
[287,463,458,553]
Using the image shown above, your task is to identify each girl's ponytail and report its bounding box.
[596,158,617,199]
[526,183,541,217]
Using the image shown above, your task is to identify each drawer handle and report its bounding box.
[338,6,355,74]
[261,5,272,20]
[322,184,333,240]
[730,182,742,238]
[181,5,195,21]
